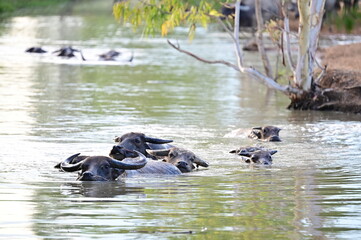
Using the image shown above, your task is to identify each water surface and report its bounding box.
[1,1,361,239]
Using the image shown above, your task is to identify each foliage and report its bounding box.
[334,8,361,33]
[113,0,224,39]
[0,0,71,15]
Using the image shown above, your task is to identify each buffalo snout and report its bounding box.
[175,161,194,173]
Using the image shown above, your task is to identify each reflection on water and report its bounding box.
[1,0,361,239]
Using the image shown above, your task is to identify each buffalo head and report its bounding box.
[248,126,281,142]
[109,132,173,160]
[52,46,86,60]
[60,151,147,181]
[26,47,47,53]
[146,147,209,173]
[230,146,277,165]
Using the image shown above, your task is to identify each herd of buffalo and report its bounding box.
[26,46,133,62]
[54,126,282,181]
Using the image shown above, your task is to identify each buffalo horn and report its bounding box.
[144,136,173,144]
[60,153,84,172]
[109,151,147,170]
[146,149,170,157]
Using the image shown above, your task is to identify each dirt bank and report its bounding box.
[320,42,361,72]
[318,42,361,90]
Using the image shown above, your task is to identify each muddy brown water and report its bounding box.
[1,1,361,239]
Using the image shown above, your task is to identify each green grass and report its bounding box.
[334,9,361,33]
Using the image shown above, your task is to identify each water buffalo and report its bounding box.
[99,50,121,61]
[109,132,174,160]
[146,147,209,173]
[248,126,281,142]
[25,47,47,53]
[230,146,277,165]
[221,0,281,28]
[99,50,134,62]
[53,46,86,60]
[59,151,181,181]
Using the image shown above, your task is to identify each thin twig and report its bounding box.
[167,40,239,71]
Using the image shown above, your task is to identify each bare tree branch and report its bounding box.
[167,40,239,71]
[315,64,327,84]
[255,0,274,78]
[233,1,244,68]
[167,40,301,95]
[281,0,295,72]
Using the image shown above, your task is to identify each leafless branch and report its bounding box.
[167,40,239,71]
[233,1,244,68]
[281,0,295,72]
[314,64,327,84]
[255,0,273,78]
[167,40,300,95]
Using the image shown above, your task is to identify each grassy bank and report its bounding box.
[0,0,72,15]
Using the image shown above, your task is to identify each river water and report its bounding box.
[1,1,361,239]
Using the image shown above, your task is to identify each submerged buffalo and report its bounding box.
[25,47,47,53]
[230,146,277,165]
[248,126,281,142]
[221,0,281,28]
[146,147,209,173]
[98,50,134,62]
[59,150,181,181]
[109,132,174,160]
[99,50,121,61]
[53,46,86,60]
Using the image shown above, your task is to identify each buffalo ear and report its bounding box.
[111,168,123,180]
[193,156,209,168]
[244,158,251,163]
[238,150,252,157]
[229,149,238,154]
[114,136,120,142]
[251,129,262,139]
[54,162,61,169]
[270,150,278,155]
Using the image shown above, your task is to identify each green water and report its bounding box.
[1,1,361,239]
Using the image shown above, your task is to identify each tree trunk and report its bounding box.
[294,0,325,91]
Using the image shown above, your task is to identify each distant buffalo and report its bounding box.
[248,126,282,142]
[53,46,86,60]
[230,146,277,165]
[26,47,47,53]
[221,0,281,28]
[99,50,121,61]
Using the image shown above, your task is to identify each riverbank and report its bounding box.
[319,42,361,88]
[320,42,361,73]
[0,0,72,16]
